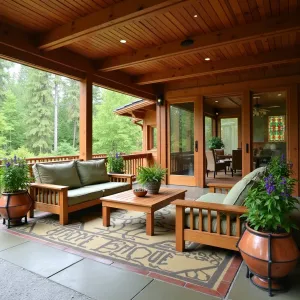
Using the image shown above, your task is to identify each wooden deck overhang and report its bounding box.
[0,0,300,193]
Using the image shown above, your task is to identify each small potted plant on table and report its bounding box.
[0,156,33,228]
[137,164,167,194]
[238,156,299,296]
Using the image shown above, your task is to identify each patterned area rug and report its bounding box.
[8,205,240,294]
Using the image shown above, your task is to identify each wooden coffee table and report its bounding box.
[101,188,186,236]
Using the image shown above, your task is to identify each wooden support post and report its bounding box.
[157,101,167,182]
[242,90,252,177]
[79,75,93,161]
[175,206,185,252]
[59,189,68,225]
[288,85,299,196]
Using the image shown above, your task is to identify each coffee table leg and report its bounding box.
[103,206,110,227]
[146,212,154,236]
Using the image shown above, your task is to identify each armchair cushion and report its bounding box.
[243,167,266,181]
[33,161,82,189]
[68,184,104,206]
[76,159,109,186]
[100,182,131,196]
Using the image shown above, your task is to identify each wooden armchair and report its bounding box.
[29,174,134,225]
[206,150,227,178]
[173,182,247,252]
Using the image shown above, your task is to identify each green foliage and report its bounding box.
[107,153,124,173]
[207,136,224,149]
[93,88,142,154]
[137,165,167,185]
[243,156,299,233]
[9,147,34,159]
[52,141,78,156]
[0,157,32,193]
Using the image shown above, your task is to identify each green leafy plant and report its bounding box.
[207,137,224,150]
[0,156,32,193]
[107,152,124,173]
[243,156,299,233]
[137,165,167,185]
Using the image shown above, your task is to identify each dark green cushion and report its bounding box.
[67,184,104,206]
[100,182,131,196]
[76,160,109,186]
[34,161,82,189]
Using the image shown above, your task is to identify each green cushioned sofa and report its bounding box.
[29,160,134,225]
[173,168,266,252]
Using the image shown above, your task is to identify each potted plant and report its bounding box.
[207,136,224,150]
[107,152,124,174]
[0,156,33,228]
[238,156,299,296]
[137,165,167,194]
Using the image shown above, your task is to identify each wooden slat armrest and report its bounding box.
[172,200,247,214]
[30,183,69,191]
[207,183,235,188]
[108,173,134,179]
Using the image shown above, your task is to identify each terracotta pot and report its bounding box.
[238,223,299,293]
[144,181,161,194]
[0,191,32,227]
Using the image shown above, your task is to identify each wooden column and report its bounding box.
[195,96,205,187]
[79,75,93,160]
[242,90,252,177]
[288,85,299,196]
[156,101,167,181]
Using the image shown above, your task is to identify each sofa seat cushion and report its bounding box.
[185,212,243,236]
[34,161,82,189]
[76,159,109,186]
[67,184,105,206]
[100,182,131,196]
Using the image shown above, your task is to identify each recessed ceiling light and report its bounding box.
[120,39,126,44]
[194,14,198,18]
[278,93,282,96]
[204,57,210,61]
[215,100,219,103]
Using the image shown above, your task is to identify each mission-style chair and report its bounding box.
[231,149,242,176]
[214,149,224,161]
[206,150,227,178]
[173,167,266,251]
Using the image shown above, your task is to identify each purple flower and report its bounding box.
[5,162,11,168]
[280,154,285,162]
[13,155,17,163]
[264,174,275,195]
[115,152,119,158]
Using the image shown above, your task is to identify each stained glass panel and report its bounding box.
[268,116,285,142]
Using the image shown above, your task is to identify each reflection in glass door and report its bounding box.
[252,91,287,169]
[169,103,194,180]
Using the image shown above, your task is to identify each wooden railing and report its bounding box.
[0,153,153,179]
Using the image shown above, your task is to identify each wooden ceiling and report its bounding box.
[205,95,241,109]
[1,0,300,96]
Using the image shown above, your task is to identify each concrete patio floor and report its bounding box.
[0,184,299,300]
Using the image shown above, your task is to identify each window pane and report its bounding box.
[152,127,157,149]
[220,118,238,155]
[170,103,194,176]
[205,116,213,150]
[252,91,287,169]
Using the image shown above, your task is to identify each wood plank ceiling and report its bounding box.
[1,0,300,88]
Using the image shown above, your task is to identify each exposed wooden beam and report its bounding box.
[39,0,186,51]
[0,22,156,100]
[226,97,241,107]
[136,47,300,84]
[98,14,300,72]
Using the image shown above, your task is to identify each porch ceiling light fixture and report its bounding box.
[194,14,198,18]
[180,38,194,47]
[204,57,211,61]
[120,39,127,43]
[157,95,164,106]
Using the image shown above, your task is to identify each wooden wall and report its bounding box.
[142,110,157,164]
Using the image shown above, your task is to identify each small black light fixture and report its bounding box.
[180,38,194,47]
[215,110,219,116]
[157,94,164,106]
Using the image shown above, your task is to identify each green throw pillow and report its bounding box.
[34,161,82,189]
[76,159,109,186]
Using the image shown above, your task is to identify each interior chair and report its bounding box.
[214,149,224,161]
[231,149,242,176]
[206,150,227,178]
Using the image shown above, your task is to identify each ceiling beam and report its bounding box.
[136,47,300,84]
[0,22,156,100]
[226,97,241,107]
[98,14,300,72]
[39,0,186,51]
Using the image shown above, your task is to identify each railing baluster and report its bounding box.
[207,210,212,233]
[236,215,241,237]
[198,209,203,231]
[190,208,194,230]
[226,214,231,236]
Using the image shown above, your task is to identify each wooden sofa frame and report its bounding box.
[173,183,247,252]
[28,174,134,225]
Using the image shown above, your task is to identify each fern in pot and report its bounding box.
[137,165,167,194]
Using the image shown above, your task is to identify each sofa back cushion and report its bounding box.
[76,159,109,186]
[33,161,82,189]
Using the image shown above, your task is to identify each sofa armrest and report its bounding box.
[30,183,69,191]
[207,182,235,194]
[30,183,68,207]
[108,173,134,189]
[172,199,247,214]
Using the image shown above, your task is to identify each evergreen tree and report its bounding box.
[25,68,54,154]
